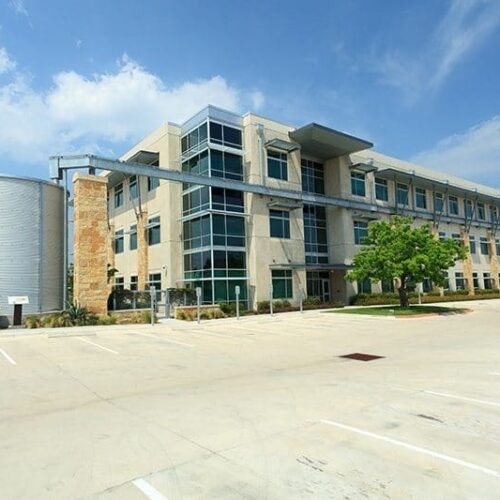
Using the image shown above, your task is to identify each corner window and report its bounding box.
[209,122,242,149]
[269,210,290,239]
[415,187,427,209]
[351,172,366,197]
[267,150,288,180]
[148,216,161,246]
[375,178,388,201]
[114,183,124,208]
[130,224,137,251]
[354,220,368,245]
[272,270,293,299]
[448,196,459,215]
[114,229,124,254]
[396,183,409,206]
[129,176,138,200]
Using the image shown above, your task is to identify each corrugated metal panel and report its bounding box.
[0,177,64,315]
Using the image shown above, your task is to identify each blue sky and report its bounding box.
[1,0,500,187]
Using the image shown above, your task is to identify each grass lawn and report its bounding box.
[327,305,468,316]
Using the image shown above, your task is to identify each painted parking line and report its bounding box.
[133,332,193,348]
[490,371,500,376]
[76,337,119,354]
[321,419,500,479]
[189,330,254,342]
[0,348,16,366]
[132,478,167,500]
[423,390,500,408]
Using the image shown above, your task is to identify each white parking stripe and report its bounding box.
[77,337,119,354]
[321,419,500,479]
[133,332,193,347]
[423,390,500,408]
[0,348,16,365]
[490,371,500,376]
[132,478,167,500]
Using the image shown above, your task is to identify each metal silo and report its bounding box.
[0,175,64,315]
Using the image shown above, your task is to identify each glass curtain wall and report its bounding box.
[181,119,247,303]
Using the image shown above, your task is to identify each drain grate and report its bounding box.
[339,352,384,362]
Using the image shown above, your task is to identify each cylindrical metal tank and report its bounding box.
[0,174,64,315]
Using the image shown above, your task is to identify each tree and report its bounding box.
[347,216,467,307]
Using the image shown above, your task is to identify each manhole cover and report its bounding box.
[339,353,384,361]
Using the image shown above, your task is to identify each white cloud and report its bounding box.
[0,47,15,74]
[372,0,500,103]
[9,0,29,17]
[412,116,500,186]
[0,54,263,165]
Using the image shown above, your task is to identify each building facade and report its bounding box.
[106,106,500,307]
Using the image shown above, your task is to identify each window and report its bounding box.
[422,278,433,293]
[303,204,328,262]
[269,210,290,239]
[358,279,372,294]
[130,275,138,291]
[181,122,208,154]
[354,220,368,245]
[114,229,124,254]
[148,216,161,246]
[211,188,244,213]
[130,224,137,251]
[434,192,444,213]
[212,214,246,247]
[182,150,209,176]
[184,251,212,280]
[483,272,492,290]
[451,233,463,246]
[439,232,446,241]
[455,272,465,290]
[375,178,388,201]
[114,183,124,208]
[496,238,500,256]
[301,159,324,194]
[351,172,366,197]
[209,122,242,149]
[480,237,489,255]
[148,176,160,191]
[381,278,394,293]
[210,150,243,180]
[415,187,427,209]
[183,215,211,250]
[469,235,476,254]
[490,206,498,223]
[396,183,409,206]
[129,176,138,200]
[113,277,124,291]
[213,250,246,277]
[477,202,486,221]
[267,150,288,180]
[464,200,473,219]
[448,196,459,215]
[272,270,293,299]
[147,273,162,299]
[183,186,210,216]
[473,272,479,289]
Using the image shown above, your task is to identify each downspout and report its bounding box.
[256,124,266,186]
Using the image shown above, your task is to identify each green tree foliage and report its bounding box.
[347,216,467,307]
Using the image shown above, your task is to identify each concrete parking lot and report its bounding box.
[0,300,499,499]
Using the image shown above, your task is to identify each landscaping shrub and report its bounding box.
[257,300,270,313]
[303,296,321,306]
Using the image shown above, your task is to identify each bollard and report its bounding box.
[269,285,273,317]
[196,287,201,324]
[150,286,156,326]
[235,285,240,320]
[299,289,304,314]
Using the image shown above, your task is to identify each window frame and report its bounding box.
[148,216,161,246]
[269,209,290,239]
[353,220,369,245]
[267,149,288,181]
[271,270,293,299]
[374,177,389,202]
[350,171,366,197]
[415,187,427,209]
[114,183,124,208]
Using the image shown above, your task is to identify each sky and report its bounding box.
[0,0,500,187]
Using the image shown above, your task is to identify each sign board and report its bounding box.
[235,286,240,295]
[8,296,29,305]
[196,287,202,298]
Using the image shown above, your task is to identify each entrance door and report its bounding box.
[321,279,331,303]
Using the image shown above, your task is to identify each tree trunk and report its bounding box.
[397,286,409,308]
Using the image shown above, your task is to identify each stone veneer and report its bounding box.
[488,231,500,289]
[73,173,109,314]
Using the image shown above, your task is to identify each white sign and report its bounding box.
[196,287,202,298]
[8,296,29,305]
[235,286,240,295]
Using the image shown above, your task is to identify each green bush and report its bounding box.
[303,296,321,306]
[218,302,247,316]
[257,300,270,313]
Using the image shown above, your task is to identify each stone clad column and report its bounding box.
[137,210,149,290]
[488,231,499,290]
[460,228,475,296]
[73,173,109,314]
